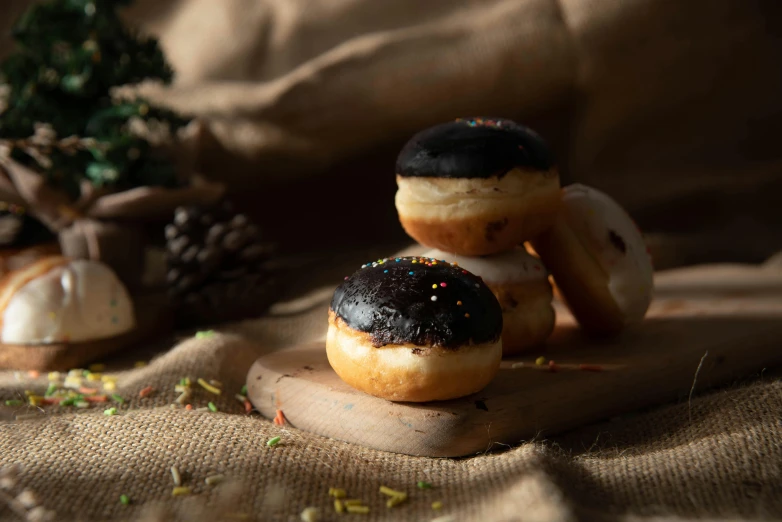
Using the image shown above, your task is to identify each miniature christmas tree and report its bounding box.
[0,0,190,201]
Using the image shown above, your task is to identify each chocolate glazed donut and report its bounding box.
[327,256,503,402]
[394,117,562,256]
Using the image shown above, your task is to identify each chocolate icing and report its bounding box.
[330,256,503,349]
[396,117,553,179]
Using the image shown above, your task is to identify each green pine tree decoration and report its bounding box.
[0,0,190,201]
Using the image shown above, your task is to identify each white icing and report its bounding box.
[1,260,136,344]
[421,247,548,284]
[561,184,654,323]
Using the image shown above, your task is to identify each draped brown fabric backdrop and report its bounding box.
[1,1,782,521]
[4,0,782,263]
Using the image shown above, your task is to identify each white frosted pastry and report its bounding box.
[531,183,654,335]
[422,247,555,355]
[1,258,136,344]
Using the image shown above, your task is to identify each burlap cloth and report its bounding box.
[2,0,782,520]
[1,247,781,522]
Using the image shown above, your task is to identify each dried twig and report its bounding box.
[0,123,107,170]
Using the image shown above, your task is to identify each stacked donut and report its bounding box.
[327,117,654,402]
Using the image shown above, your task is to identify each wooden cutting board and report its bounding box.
[246,262,782,457]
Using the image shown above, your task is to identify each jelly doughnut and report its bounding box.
[327,256,503,402]
[422,247,555,355]
[394,117,561,256]
[531,184,654,335]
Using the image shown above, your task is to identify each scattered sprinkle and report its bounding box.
[134,361,147,368]
[78,387,98,395]
[334,499,344,513]
[440,282,447,287]
[346,505,369,514]
[456,301,462,306]
[208,402,218,412]
[47,372,61,381]
[579,364,605,372]
[175,390,191,405]
[195,330,214,339]
[89,364,105,372]
[74,401,89,408]
[44,383,57,397]
[387,496,406,508]
[432,284,437,289]
[300,507,320,522]
[86,373,102,382]
[171,466,182,486]
[511,362,525,369]
[185,404,193,411]
[379,486,406,498]
[430,296,438,302]
[535,356,546,366]
[179,378,191,387]
[197,378,221,395]
[273,409,285,426]
[329,488,347,498]
[432,501,443,510]
[244,399,253,414]
[171,486,191,497]
[235,394,247,403]
[15,413,41,421]
[138,386,155,398]
[120,494,130,505]
[548,360,560,372]
[408,271,414,275]
[205,474,224,486]
[28,371,40,379]
[103,381,117,392]
[267,436,281,447]
[241,385,247,395]
[104,407,118,416]
[209,379,223,388]
[464,313,470,318]
[4,399,23,407]
[417,481,433,489]
[344,500,363,507]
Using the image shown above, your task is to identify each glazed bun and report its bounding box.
[0,257,136,345]
[531,184,654,335]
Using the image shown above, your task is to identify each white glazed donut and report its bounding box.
[422,247,555,355]
[531,183,654,335]
[0,258,136,344]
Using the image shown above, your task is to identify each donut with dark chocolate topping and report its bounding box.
[326,256,504,402]
[396,118,554,179]
[394,117,562,256]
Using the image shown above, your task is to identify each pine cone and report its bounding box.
[165,200,277,325]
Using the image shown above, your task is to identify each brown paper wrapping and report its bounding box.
[0,157,224,289]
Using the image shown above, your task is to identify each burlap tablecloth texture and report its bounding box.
[2,0,782,520]
[1,257,781,522]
